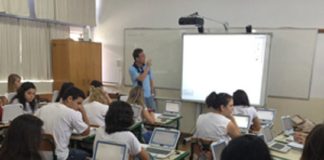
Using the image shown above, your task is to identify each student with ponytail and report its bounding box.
[194,92,240,143]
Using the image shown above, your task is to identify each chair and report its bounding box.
[51,90,59,102]
[1,103,24,123]
[39,133,57,160]
[210,140,226,160]
[190,137,214,160]
[93,140,128,160]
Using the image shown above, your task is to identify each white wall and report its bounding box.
[95,0,324,132]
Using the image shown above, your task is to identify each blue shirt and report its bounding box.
[129,65,153,98]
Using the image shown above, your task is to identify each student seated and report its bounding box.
[55,82,74,102]
[233,89,261,132]
[127,86,155,124]
[194,92,240,144]
[301,124,324,160]
[127,86,155,143]
[10,82,37,114]
[35,87,90,160]
[0,96,8,121]
[0,114,43,160]
[7,73,21,93]
[221,135,272,160]
[84,80,112,105]
[84,87,109,127]
[94,101,150,160]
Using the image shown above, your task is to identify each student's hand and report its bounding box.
[294,132,306,144]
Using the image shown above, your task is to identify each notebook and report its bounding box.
[210,140,226,160]
[146,128,180,158]
[262,125,291,153]
[93,140,128,160]
[233,114,251,134]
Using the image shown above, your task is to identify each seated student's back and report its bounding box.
[94,101,150,160]
[0,114,43,160]
[221,135,272,160]
[84,87,109,127]
[233,89,261,132]
[194,92,240,144]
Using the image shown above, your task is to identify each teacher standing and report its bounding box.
[129,48,156,111]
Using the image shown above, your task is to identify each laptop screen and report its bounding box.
[211,141,226,160]
[165,102,180,113]
[262,126,273,143]
[282,117,293,131]
[257,110,274,121]
[150,129,179,148]
[94,141,127,160]
[233,115,250,129]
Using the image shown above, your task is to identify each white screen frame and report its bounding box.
[181,33,271,106]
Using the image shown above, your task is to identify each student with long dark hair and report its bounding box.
[194,92,240,143]
[233,89,261,132]
[0,114,44,160]
[11,82,37,114]
[221,135,272,160]
[301,124,324,160]
[94,101,150,159]
[55,82,74,102]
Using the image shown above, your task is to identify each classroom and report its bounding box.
[0,0,324,160]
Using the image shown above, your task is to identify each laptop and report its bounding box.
[233,114,251,134]
[281,116,294,136]
[162,101,180,117]
[256,108,275,126]
[93,140,128,160]
[210,140,226,160]
[146,128,181,158]
[261,125,291,153]
[1,104,24,124]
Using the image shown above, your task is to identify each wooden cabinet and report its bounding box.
[52,39,102,94]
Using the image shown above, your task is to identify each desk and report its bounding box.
[270,134,302,160]
[141,144,189,160]
[70,127,97,148]
[0,123,9,129]
[145,113,182,130]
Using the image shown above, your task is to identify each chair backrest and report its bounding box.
[7,92,17,102]
[39,133,57,160]
[210,140,226,160]
[93,140,128,160]
[131,104,143,122]
[51,90,59,102]
[2,103,24,123]
[190,137,214,160]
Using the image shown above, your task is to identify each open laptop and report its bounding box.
[233,114,251,134]
[210,140,226,160]
[1,104,24,124]
[93,140,128,160]
[261,125,291,153]
[162,101,180,117]
[256,108,276,126]
[281,116,294,136]
[146,128,181,158]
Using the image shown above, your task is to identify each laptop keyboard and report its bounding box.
[146,147,171,155]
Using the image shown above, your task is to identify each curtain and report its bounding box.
[34,0,55,20]
[0,17,20,80]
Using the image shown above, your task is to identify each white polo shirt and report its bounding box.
[84,101,109,127]
[195,112,231,143]
[35,103,88,160]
